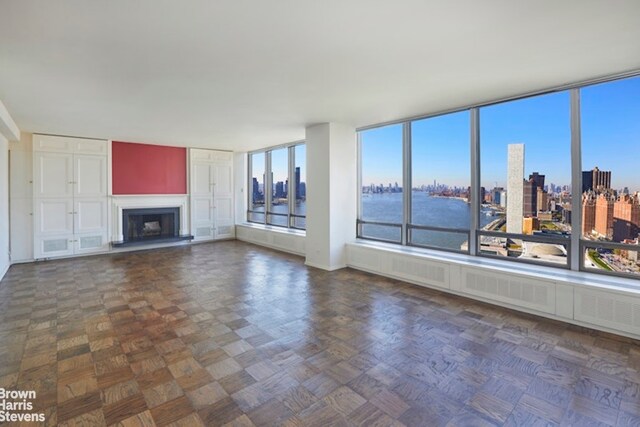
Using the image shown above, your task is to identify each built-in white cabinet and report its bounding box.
[33,135,109,258]
[190,149,235,241]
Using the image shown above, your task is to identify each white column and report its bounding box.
[305,123,357,270]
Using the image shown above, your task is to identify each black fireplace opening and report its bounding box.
[120,207,184,246]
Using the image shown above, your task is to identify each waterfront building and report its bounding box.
[595,193,615,238]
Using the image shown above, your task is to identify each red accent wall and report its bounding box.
[112,141,187,195]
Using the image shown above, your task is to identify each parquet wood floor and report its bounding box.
[1,241,639,426]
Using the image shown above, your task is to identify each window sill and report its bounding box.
[237,222,306,237]
[351,238,640,294]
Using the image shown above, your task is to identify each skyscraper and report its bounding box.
[595,193,614,238]
[582,192,596,235]
[252,177,262,202]
[295,167,301,200]
[275,181,285,198]
[613,194,640,241]
[537,187,548,213]
[582,167,612,193]
[507,144,524,234]
[529,172,545,189]
[523,179,537,217]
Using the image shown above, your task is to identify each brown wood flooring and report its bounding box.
[1,241,639,426]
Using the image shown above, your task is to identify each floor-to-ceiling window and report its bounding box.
[248,152,265,223]
[410,111,471,252]
[358,124,403,243]
[580,76,640,277]
[479,91,571,266]
[248,141,306,230]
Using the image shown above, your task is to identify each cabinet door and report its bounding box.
[34,152,73,198]
[34,198,74,235]
[190,162,214,241]
[213,162,234,239]
[75,198,108,234]
[75,155,107,197]
[191,162,213,196]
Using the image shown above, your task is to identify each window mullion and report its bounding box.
[402,122,411,246]
[288,146,295,228]
[570,88,582,271]
[470,108,480,256]
[265,151,272,225]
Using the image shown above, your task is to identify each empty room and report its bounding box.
[1,1,640,426]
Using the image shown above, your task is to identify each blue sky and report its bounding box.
[361,75,640,191]
[252,144,306,188]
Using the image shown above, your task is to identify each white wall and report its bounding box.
[9,133,33,262]
[0,135,9,279]
[305,123,357,270]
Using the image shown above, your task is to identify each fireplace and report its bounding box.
[123,207,179,242]
[113,207,192,246]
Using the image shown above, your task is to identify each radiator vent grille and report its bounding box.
[196,227,212,237]
[463,269,554,314]
[348,248,379,269]
[79,236,102,249]
[576,290,640,334]
[391,257,447,288]
[43,238,68,253]
[217,225,232,236]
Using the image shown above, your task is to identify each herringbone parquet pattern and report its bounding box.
[0,241,639,426]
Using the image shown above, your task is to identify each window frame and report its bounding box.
[356,70,640,279]
[247,140,306,230]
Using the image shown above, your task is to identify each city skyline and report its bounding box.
[361,76,640,191]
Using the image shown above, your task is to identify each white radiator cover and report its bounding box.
[346,242,640,340]
[236,224,305,256]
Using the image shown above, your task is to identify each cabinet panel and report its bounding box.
[190,148,214,162]
[33,134,107,155]
[214,163,233,195]
[191,162,213,195]
[75,199,107,234]
[33,134,73,153]
[34,152,73,198]
[215,197,235,239]
[9,149,33,198]
[74,139,108,155]
[215,197,234,223]
[75,155,107,197]
[193,197,213,223]
[35,199,74,235]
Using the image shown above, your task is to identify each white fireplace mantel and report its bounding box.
[111,195,189,242]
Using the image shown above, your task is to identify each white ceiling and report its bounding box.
[1,0,639,151]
